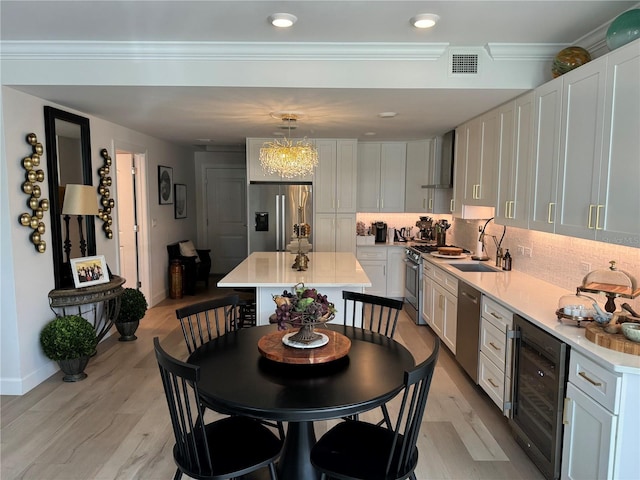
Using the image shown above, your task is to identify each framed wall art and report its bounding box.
[174,183,187,219]
[158,165,173,204]
[70,255,110,288]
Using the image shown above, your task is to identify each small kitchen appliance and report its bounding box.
[371,221,388,243]
[415,216,433,241]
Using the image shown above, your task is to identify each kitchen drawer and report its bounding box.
[482,296,513,331]
[569,350,621,414]
[479,352,505,409]
[480,318,506,372]
[356,246,387,261]
[432,266,458,295]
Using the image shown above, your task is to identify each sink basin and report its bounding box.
[451,263,503,273]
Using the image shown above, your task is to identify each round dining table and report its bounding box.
[187,323,415,480]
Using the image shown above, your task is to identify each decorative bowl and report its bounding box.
[551,46,591,78]
[620,323,640,343]
[606,9,640,51]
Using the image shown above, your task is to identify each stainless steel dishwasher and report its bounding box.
[456,281,481,383]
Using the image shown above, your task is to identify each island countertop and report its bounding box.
[218,252,372,288]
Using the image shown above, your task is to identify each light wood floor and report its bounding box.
[1,279,544,480]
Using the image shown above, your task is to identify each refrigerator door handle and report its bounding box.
[275,194,280,251]
[280,194,286,250]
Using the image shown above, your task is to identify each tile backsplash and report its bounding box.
[357,212,640,312]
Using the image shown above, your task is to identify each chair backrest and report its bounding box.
[175,295,240,354]
[342,290,404,339]
[153,337,213,477]
[386,337,440,478]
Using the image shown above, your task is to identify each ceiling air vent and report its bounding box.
[450,53,479,75]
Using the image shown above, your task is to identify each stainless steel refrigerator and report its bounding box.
[248,182,313,253]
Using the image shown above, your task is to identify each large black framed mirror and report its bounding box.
[44,106,96,289]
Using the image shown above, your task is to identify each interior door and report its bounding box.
[206,168,247,273]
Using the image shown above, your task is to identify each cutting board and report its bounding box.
[585,323,640,356]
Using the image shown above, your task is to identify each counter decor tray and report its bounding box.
[257,329,351,364]
[555,309,594,327]
[585,323,640,356]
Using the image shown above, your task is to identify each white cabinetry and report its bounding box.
[422,261,457,353]
[357,246,405,298]
[495,92,533,228]
[315,213,356,253]
[478,297,514,415]
[405,138,452,214]
[357,143,406,212]
[462,110,499,207]
[451,125,466,216]
[247,138,314,182]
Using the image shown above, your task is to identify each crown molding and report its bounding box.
[485,43,569,60]
[0,41,450,61]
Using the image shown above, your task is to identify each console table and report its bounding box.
[48,275,126,342]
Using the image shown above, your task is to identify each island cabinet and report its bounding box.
[314,139,357,253]
[561,350,640,480]
[495,92,533,228]
[357,142,406,212]
[529,39,639,247]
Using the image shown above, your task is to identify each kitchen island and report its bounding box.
[218,252,371,325]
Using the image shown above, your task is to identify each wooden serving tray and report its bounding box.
[585,323,640,356]
[258,328,351,364]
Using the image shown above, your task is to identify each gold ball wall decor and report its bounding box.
[18,133,48,253]
[98,148,115,239]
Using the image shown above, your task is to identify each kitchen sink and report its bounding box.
[451,263,503,273]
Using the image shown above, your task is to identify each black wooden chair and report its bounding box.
[342,290,404,339]
[342,290,405,427]
[153,337,282,480]
[167,241,212,295]
[175,295,240,355]
[310,337,440,480]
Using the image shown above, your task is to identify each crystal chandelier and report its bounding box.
[260,114,318,178]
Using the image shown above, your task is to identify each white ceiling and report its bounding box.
[1,1,638,148]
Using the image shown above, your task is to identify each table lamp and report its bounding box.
[61,184,100,261]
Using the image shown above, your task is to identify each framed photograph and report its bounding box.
[174,183,187,219]
[158,165,173,204]
[70,255,110,288]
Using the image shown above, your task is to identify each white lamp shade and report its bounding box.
[61,184,100,216]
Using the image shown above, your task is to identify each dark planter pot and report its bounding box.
[58,356,90,382]
[116,320,140,341]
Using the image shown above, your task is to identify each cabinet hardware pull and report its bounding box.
[423,198,426,209]
[547,203,555,224]
[588,204,596,229]
[488,378,499,388]
[489,342,501,351]
[381,198,384,209]
[596,204,604,230]
[428,198,433,210]
[450,199,455,212]
[490,312,503,320]
[578,371,602,386]
[563,397,571,425]
[510,201,515,219]
[505,201,510,218]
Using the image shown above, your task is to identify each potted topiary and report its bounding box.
[40,315,97,382]
[115,288,148,341]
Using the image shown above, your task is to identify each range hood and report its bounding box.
[422,130,455,189]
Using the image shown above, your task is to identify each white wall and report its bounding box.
[0,86,196,394]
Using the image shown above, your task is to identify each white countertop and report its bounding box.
[422,253,640,374]
[218,252,372,288]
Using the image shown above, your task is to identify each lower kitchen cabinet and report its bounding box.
[478,296,514,416]
[561,349,640,480]
[356,246,405,298]
[422,261,457,353]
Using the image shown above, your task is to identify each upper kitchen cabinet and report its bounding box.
[247,137,314,183]
[406,137,453,214]
[315,139,357,213]
[495,92,533,228]
[357,142,406,212]
[459,109,500,208]
[529,76,563,233]
[451,125,466,216]
[529,39,639,246]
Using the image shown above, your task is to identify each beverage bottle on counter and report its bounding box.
[502,249,512,271]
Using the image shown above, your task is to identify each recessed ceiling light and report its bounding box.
[410,13,440,29]
[269,13,297,28]
[378,112,398,118]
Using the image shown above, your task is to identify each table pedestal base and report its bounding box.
[279,421,319,480]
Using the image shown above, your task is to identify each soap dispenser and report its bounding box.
[502,249,512,271]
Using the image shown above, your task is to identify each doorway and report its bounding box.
[115,147,150,303]
[205,168,247,273]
